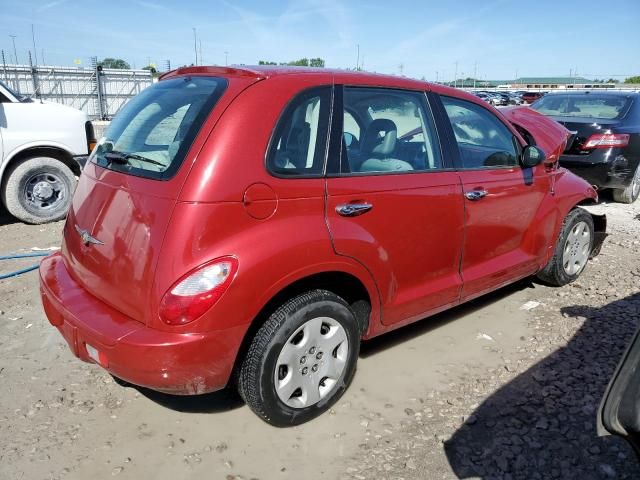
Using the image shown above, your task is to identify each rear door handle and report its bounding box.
[464,190,489,201]
[336,202,373,217]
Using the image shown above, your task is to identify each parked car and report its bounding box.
[531,91,640,203]
[0,80,95,223]
[522,91,544,104]
[599,324,640,457]
[40,66,606,426]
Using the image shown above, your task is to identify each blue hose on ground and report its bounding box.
[0,252,52,280]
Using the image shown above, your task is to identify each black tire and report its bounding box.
[1,156,76,224]
[537,208,594,287]
[238,289,360,427]
[612,164,640,204]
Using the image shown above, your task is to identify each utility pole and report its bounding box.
[398,63,404,76]
[435,71,438,83]
[31,24,38,66]
[454,61,458,88]
[199,39,203,65]
[9,35,18,65]
[192,27,198,66]
[356,44,360,70]
[473,62,477,89]
[224,51,228,66]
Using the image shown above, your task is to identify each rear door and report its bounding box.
[599,326,640,456]
[325,86,464,326]
[435,95,548,300]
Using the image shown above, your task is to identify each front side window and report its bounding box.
[441,96,518,169]
[266,87,331,176]
[92,76,226,180]
[340,87,441,174]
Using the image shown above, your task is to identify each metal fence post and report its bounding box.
[29,51,40,99]
[92,56,106,120]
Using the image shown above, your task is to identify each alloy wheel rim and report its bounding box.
[562,221,591,276]
[632,166,640,198]
[274,316,349,409]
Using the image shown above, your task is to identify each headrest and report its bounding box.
[362,118,398,157]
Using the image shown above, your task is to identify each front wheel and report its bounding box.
[238,290,360,427]
[537,208,594,286]
[612,164,640,204]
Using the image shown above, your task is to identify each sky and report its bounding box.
[1,0,639,81]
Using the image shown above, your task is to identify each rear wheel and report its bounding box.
[612,164,640,204]
[1,156,76,224]
[238,290,360,426]
[537,208,594,286]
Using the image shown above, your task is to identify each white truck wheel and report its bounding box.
[1,156,77,224]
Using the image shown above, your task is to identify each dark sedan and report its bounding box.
[532,91,640,203]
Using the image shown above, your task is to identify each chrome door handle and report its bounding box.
[464,190,489,201]
[336,202,373,217]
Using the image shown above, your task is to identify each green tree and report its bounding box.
[258,60,277,65]
[607,78,620,83]
[309,58,325,68]
[624,76,640,84]
[287,58,310,67]
[98,58,131,69]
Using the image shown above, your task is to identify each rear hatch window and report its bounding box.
[532,95,632,120]
[92,76,227,180]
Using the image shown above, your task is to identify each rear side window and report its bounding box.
[441,96,518,169]
[267,87,331,176]
[92,76,227,180]
[532,94,632,120]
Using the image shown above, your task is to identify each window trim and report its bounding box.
[435,94,525,171]
[265,85,333,180]
[328,85,447,177]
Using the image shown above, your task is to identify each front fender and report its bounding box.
[538,168,600,266]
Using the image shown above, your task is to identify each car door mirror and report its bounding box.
[521,145,546,168]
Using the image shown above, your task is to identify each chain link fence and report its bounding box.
[0,55,153,120]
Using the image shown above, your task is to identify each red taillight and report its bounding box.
[159,257,238,326]
[581,133,629,150]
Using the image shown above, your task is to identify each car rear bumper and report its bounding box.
[39,252,246,395]
[559,151,636,190]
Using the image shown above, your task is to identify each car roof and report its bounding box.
[160,64,473,99]
[542,91,639,98]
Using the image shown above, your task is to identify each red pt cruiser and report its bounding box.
[40,67,606,426]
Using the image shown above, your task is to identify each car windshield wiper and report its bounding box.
[104,151,166,168]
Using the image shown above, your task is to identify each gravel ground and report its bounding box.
[0,192,639,480]
[341,193,640,479]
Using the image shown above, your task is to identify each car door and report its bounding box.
[325,86,464,327]
[599,326,640,456]
[435,95,549,301]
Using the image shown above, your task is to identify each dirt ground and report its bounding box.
[1,192,639,480]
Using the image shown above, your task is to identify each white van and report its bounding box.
[0,80,94,223]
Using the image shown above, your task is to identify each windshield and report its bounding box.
[0,80,31,102]
[92,76,227,180]
[532,94,632,120]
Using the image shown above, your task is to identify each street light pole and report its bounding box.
[224,51,228,66]
[9,35,18,65]
[192,27,198,66]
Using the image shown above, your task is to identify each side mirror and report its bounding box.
[521,145,546,168]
